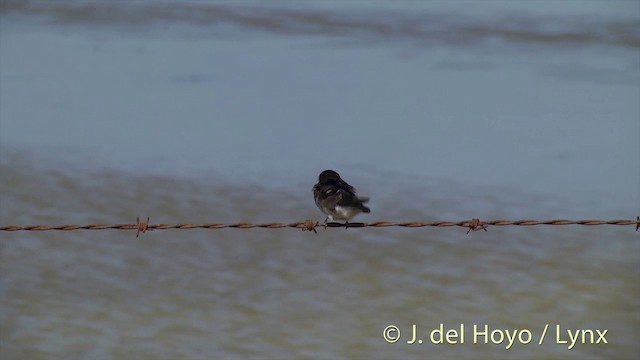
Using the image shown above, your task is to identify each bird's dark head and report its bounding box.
[318,169,341,183]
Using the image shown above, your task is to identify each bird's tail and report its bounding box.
[358,198,371,213]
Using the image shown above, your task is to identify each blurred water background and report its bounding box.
[1,1,639,359]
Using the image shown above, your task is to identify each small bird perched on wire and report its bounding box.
[313,170,371,224]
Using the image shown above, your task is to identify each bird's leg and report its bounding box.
[323,216,328,229]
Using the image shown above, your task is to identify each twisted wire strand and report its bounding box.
[1,217,638,236]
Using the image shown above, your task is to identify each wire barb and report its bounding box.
[467,218,488,234]
[136,216,150,237]
[301,219,318,234]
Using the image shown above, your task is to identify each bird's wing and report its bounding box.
[335,188,366,207]
[320,186,344,208]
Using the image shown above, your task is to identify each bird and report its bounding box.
[313,170,370,224]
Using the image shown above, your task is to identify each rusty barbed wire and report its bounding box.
[1,217,638,236]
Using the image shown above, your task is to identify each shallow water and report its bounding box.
[1,1,639,359]
[1,148,638,359]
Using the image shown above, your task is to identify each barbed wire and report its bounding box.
[1,217,638,236]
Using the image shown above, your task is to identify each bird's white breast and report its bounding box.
[332,205,359,220]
